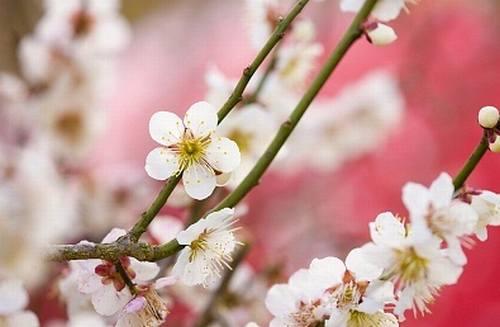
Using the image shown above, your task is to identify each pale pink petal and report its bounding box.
[129,259,160,282]
[182,163,216,200]
[149,111,184,146]
[145,147,180,180]
[205,136,241,173]
[184,101,218,138]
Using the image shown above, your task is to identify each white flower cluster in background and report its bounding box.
[264,172,500,325]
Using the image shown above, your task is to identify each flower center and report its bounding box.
[176,135,210,170]
[347,311,397,327]
[189,230,210,262]
[291,300,326,326]
[54,110,84,144]
[394,247,428,284]
[71,10,95,37]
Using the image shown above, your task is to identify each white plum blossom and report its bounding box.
[245,0,282,49]
[265,257,344,326]
[218,105,276,187]
[275,20,323,88]
[283,70,403,172]
[37,0,130,54]
[402,173,478,265]
[266,253,397,327]
[325,249,397,327]
[71,229,160,316]
[340,0,417,22]
[0,279,39,327]
[359,212,463,317]
[145,102,241,200]
[0,144,77,286]
[471,191,500,241]
[172,208,239,287]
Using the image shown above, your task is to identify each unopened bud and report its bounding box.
[489,135,500,153]
[366,23,398,46]
[478,105,499,129]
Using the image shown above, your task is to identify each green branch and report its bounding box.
[453,133,489,191]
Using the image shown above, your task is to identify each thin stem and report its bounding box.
[194,243,251,327]
[213,0,379,211]
[243,44,282,105]
[115,260,137,295]
[126,0,311,243]
[453,133,489,191]
[217,0,311,122]
[128,174,182,242]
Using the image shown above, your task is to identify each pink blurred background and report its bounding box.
[2,0,498,325]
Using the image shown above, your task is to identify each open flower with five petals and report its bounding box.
[359,212,463,318]
[172,208,240,287]
[145,101,240,200]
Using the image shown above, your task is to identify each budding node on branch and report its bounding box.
[478,105,499,129]
[365,23,398,46]
[489,135,500,153]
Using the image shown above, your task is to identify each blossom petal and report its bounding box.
[129,259,160,282]
[402,182,430,218]
[182,164,216,200]
[6,311,39,327]
[429,173,454,209]
[172,248,208,286]
[101,228,127,243]
[369,212,405,247]
[149,216,183,244]
[91,285,132,316]
[359,280,394,314]
[428,257,463,286]
[205,136,241,173]
[149,111,184,146]
[346,248,383,281]
[145,147,179,181]
[184,101,218,138]
[265,284,297,317]
[309,256,345,290]
[0,279,28,315]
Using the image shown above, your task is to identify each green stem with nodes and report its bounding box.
[453,133,489,191]
[217,0,310,122]
[243,44,282,105]
[126,0,311,243]
[194,243,251,327]
[213,0,379,211]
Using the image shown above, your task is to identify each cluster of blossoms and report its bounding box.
[264,171,500,326]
